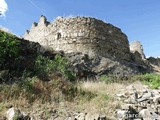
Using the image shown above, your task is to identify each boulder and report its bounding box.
[139,109,160,120]
[74,112,86,120]
[6,107,31,120]
[116,109,127,119]
[137,92,153,102]
[153,95,160,105]
[85,113,107,120]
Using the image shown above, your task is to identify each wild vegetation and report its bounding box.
[140,74,160,89]
[0,30,75,82]
[0,30,95,105]
[0,30,20,67]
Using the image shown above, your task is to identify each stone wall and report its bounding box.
[24,15,131,60]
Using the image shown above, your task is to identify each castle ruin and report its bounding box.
[24,15,131,60]
[130,41,146,60]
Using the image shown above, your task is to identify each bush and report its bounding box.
[142,74,160,89]
[0,31,20,66]
[18,79,35,93]
[35,55,76,81]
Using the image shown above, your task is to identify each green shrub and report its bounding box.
[0,31,20,66]
[54,55,76,80]
[35,55,54,74]
[35,55,76,81]
[142,74,160,89]
[18,79,35,92]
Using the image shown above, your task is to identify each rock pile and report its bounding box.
[116,82,160,119]
[68,112,107,120]
[4,107,108,120]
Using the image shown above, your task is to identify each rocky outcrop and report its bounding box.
[148,57,160,67]
[67,52,150,78]
[147,57,160,74]
[24,15,131,61]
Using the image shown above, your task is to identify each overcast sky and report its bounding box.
[0,0,160,57]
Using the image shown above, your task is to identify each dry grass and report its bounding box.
[76,81,124,115]
[80,81,124,95]
[0,80,125,117]
[0,78,96,116]
[0,78,130,117]
[0,77,68,116]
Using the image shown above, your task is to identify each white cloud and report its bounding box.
[0,26,12,33]
[0,0,8,17]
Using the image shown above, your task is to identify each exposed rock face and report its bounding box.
[148,57,160,67]
[147,57,160,74]
[24,15,131,61]
[130,41,146,60]
[67,53,149,78]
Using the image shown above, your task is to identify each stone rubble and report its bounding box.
[6,107,30,120]
[116,82,160,120]
[4,109,109,120]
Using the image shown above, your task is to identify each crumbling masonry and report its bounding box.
[24,15,131,60]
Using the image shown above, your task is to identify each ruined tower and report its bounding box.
[24,15,131,60]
